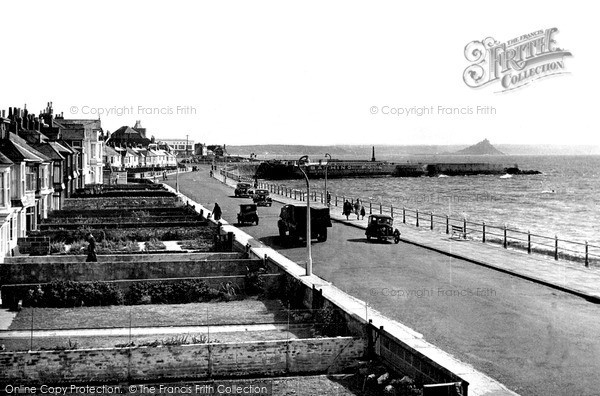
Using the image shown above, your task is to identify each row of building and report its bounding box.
[0,102,228,261]
[0,103,105,260]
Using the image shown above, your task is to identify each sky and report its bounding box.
[1,0,598,148]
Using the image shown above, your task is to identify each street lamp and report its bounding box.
[324,153,331,207]
[175,156,179,193]
[298,155,312,276]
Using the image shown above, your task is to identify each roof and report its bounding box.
[50,141,75,155]
[31,143,65,161]
[0,140,45,162]
[0,151,13,165]
[53,118,101,130]
[104,146,120,156]
[108,126,150,145]
[61,129,85,141]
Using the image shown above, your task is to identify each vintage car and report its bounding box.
[237,204,259,225]
[252,189,272,206]
[365,214,400,243]
[234,182,252,197]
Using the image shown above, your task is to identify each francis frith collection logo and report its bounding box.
[463,28,572,92]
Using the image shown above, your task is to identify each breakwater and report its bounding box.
[234,160,538,180]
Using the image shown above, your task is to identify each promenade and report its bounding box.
[220,172,600,303]
[168,166,600,396]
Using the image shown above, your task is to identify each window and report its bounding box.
[91,143,96,159]
[21,163,25,195]
[72,141,82,147]
[53,164,61,184]
[26,167,36,191]
[0,172,5,206]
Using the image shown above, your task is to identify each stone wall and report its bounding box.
[0,337,364,385]
[17,237,50,256]
[0,259,265,284]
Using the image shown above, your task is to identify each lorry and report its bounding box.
[278,204,332,242]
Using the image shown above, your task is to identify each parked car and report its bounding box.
[237,204,259,225]
[234,182,252,197]
[365,214,400,243]
[253,189,272,206]
[278,204,331,242]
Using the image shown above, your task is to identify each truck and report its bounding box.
[278,204,332,242]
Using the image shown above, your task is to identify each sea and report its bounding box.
[272,155,600,247]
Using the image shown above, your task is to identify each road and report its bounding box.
[169,168,600,396]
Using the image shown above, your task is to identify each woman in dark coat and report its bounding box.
[343,200,352,220]
[212,203,222,221]
[86,233,97,262]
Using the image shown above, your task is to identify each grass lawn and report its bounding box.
[9,299,304,330]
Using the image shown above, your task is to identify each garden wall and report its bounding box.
[0,337,364,384]
[0,259,266,284]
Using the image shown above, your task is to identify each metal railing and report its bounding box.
[250,177,599,268]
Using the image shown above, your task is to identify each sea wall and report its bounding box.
[0,337,364,384]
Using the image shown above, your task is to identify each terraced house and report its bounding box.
[0,104,101,261]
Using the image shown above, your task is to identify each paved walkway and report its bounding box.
[216,174,600,303]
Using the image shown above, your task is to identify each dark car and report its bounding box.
[234,182,252,197]
[252,189,272,206]
[237,204,259,225]
[366,214,400,243]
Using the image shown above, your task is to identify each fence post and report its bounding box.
[391,205,393,218]
[463,218,467,239]
[585,241,589,267]
[294,190,297,200]
[555,235,559,260]
[369,201,372,214]
[416,210,419,227]
[335,195,338,206]
[527,231,531,254]
[446,215,449,234]
[482,222,486,243]
[503,225,507,249]
[430,212,433,230]
[379,203,382,215]
[402,207,406,224]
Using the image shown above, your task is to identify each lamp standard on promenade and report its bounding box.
[324,153,331,207]
[175,156,179,193]
[298,155,312,276]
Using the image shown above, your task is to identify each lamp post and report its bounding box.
[298,155,312,276]
[175,157,179,193]
[324,153,331,207]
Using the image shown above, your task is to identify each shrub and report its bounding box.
[23,281,124,308]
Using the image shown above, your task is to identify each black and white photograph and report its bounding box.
[0,1,598,396]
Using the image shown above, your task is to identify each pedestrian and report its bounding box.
[213,202,222,221]
[85,233,97,262]
[353,199,360,220]
[327,191,331,206]
[343,200,352,220]
[114,174,119,185]
[360,205,366,220]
